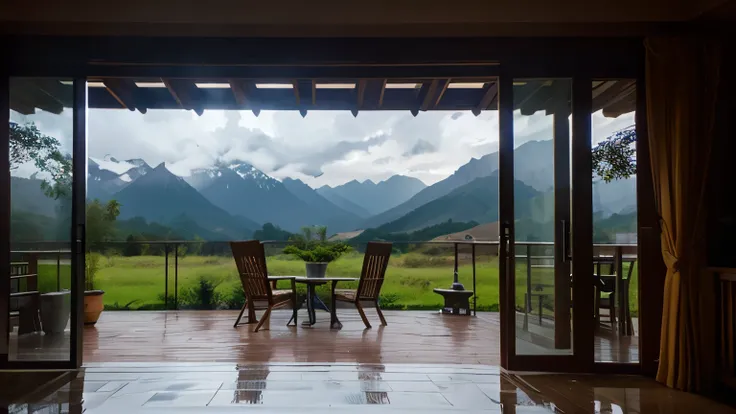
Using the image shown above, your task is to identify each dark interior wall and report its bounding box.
[707,42,736,267]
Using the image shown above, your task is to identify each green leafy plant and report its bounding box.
[283,226,350,263]
[177,276,224,310]
[592,126,636,183]
[85,252,102,291]
[9,122,72,199]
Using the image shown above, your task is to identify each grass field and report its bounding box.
[36,250,639,315]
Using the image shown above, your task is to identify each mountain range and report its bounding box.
[10,139,637,242]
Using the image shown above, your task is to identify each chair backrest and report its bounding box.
[356,242,392,301]
[230,240,272,301]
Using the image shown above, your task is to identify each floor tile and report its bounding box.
[113,380,223,396]
[143,391,217,407]
[436,383,500,409]
[97,381,130,392]
[219,380,314,391]
[385,381,442,392]
[429,373,501,384]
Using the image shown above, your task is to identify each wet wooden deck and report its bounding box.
[10,310,638,364]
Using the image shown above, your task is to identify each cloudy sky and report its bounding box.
[11,107,634,187]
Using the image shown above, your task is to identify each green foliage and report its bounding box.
[87,199,121,247]
[252,223,293,241]
[283,243,350,263]
[283,226,350,262]
[9,122,72,199]
[177,276,224,309]
[85,252,102,291]
[592,126,637,183]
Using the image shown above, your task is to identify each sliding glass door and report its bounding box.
[1,77,86,369]
[499,76,594,372]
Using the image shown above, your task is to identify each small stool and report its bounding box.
[433,288,473,316]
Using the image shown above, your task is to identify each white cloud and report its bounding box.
[10,106,636,188]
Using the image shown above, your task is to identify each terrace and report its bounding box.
[9,240,639,365]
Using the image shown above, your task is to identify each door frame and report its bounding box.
[2,35,658,372]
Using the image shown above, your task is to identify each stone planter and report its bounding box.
[84,290,105,325]
[305,262,328,278]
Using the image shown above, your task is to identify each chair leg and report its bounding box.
[254,306,272,332]
[375,301,387,326]
[234,302,248,328]
[355,301,371,329]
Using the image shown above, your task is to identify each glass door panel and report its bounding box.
[5,78,77,363]
[511,79,573,356]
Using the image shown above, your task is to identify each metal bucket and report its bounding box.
[305,262,328,278]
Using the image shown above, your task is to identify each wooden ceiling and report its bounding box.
[1,0,734,37]
[9,78,636,118]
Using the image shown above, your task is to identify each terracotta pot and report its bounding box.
[84,290,105,325]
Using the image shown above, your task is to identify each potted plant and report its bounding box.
[283,226,350,278]
[84,252,105,325]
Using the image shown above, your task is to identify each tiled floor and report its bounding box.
[2,363,735,413]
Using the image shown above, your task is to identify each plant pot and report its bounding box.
[305,262,328,278]
[84,290,105,326]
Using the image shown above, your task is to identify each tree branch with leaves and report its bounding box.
[9,121,72,199]
[591,125,637,183]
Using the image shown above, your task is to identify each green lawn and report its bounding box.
[35,252,638,315]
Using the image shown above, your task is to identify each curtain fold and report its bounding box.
[645,36,721,392]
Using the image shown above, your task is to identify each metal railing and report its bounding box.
[10,240,637,313]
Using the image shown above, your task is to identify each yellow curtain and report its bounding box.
[645,36,721,392]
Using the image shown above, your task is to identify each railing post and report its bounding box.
[56,251,61,291]
[472,243,476,316]
[174,243,179,310]
[615,245,624,333]
[164,243,169,310]
[526,244,532,325]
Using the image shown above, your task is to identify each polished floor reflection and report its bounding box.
[2,363,734,413]
[76,310,633,365]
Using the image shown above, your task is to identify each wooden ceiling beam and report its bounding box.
[163,78,204,116]
[512,80,547,109]
[9,97,36,115]
[602,92,636,117]
[473,81,498,115]
[10,79,64,114]
[592,80,635,112]
[33,79,73,107]
[103,79,141,113]
[230,79,261,117]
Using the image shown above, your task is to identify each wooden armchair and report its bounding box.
[230,240,297,332]
[332,242,392,329]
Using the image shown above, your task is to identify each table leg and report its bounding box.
[330,280,342,329]
[302,284,317,326]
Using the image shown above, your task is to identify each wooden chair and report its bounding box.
[333,242,392,329]
[230,240,297,332]
[595,259,636,332]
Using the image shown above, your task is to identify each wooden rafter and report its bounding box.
[103,79,141,113]
[420,79,449,112]
[10,79,64,114]
[356,79,367,111]
[378,79,387,108]
[292,80,300,106]
[311,80,316,105]
[472,81,498,116]
[163,78,204,116]
[33,79,72,107]
[592,80,635,113]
